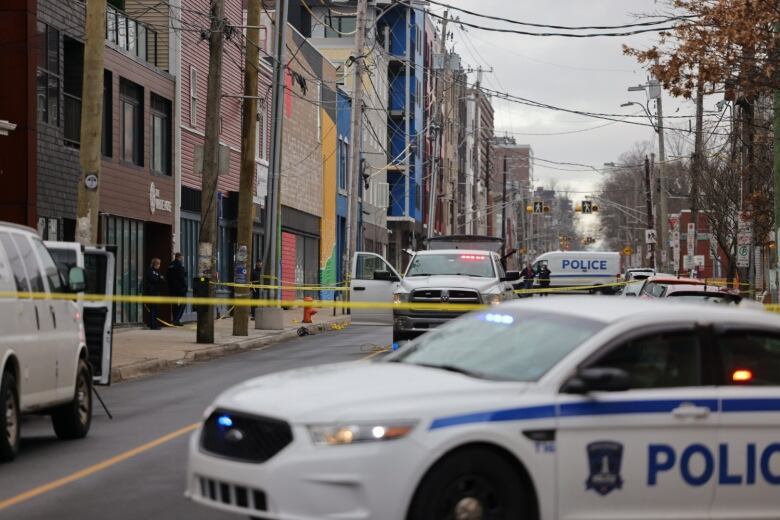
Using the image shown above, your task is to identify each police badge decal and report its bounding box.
[586,441,624,496]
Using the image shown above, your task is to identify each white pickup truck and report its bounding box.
[349,238,520,344]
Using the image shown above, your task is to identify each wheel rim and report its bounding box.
[439,474,502,520]
[76,371,90,425]
[5,388,18,447]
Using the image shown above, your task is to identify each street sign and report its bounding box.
[623,246,633,256]
[737,244,750,268]
[645,229,657,245]
[737,230,752,246]
[687,223,695,258]
[582,200,592,214]
[694,255,705,268]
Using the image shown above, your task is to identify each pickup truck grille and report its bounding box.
[410,289,481,304]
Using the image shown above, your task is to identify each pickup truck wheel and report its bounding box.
[52,359,92,440]
[0,372,20,462]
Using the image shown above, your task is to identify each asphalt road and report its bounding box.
[0,325,391,520]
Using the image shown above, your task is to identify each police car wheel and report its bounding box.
[408,447,529,520]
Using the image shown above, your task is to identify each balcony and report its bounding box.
[106,5,159,67]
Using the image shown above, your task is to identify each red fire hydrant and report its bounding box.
[302,296,317,323]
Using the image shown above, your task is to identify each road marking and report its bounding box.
[361,348,389,361]
[0,422,200,512]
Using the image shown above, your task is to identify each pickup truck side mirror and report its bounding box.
[502,271,521,282]
[561,367,631,394]
[68,266,87,293]
[373,270,400,282]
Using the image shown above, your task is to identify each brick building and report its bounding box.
[491,137,532,270]
[0,0,176,324]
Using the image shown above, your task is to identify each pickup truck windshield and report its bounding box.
[406,253,495,278]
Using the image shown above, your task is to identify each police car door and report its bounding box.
[556,325,718,520]
[710,326,780,519]
[349,252,401,325]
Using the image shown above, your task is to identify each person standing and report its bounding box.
[250,259,263,319]
[520,263,535,297]
[146,258,164,330]
[539,264,552,297]
[167,252,188,326]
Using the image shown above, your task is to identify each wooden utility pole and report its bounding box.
[644,155,656,269]
[427,11,448,240]
[690,83,704,277]
[197,0,225,344]
[233,0,261,336]
[343,0,368,284]
[75,0,106,246]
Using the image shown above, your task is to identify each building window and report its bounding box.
[338,138,349,191]
[189,66,198,127]
[103,71,113,157]
[120,78,143,166]
[151,94,171,175]
[63,37,83,145]
[36,22,60,126]
[324,15,356,38]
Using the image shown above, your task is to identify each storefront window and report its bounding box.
[102,215,145,324]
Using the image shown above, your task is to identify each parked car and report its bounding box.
[0,222,91,461]
[637,275,705,298]
[624,267,655,282]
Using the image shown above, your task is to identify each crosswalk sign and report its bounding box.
[533,202,543,214]
[582,200,592,214]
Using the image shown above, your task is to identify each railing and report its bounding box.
[106,5,158,67]
[63,92,81,145]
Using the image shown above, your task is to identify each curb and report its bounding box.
[109,316,351,383]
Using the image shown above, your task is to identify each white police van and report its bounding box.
[533,251,621,293]
[186,298,780,519]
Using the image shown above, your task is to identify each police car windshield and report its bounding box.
[406,253,495,278]
[390,311,604,381]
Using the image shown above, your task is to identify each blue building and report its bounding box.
[378,3,426,269]
[335,87,351,288]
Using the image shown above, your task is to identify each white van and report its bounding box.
[533,251,622,293]
[0,222,91,462]
[46,242,115,385]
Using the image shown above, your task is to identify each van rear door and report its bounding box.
[83,249,115,385]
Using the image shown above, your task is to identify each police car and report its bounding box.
[186,298,780,520]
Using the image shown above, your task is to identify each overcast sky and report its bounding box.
[440,0,702,197]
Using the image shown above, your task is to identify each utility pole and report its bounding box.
[653,76,670,273]
[644,155,656,269]
[427,11,448,240]
[258,0,289,326]
[690,83,704,278]
[233,0,261,336]
[501,155,508,253]
[196,0,225,344]
[344,0,368,283]
[75,0,106,246]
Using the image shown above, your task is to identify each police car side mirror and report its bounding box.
[562,367,631,394]
[373,270,399,282]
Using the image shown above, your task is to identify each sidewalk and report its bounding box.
[110,308,350,383]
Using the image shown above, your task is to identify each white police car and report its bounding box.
[186,298,780,519]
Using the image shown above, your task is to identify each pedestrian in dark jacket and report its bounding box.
[250,260,263,319]
[520,263,535,296]
[146,258,164,329]
[539,265,552,297]
[167,252,187,326]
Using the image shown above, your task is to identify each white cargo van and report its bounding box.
[0,222,91,462]
[532,251,622,293]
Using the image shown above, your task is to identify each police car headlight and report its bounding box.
[485,294,501,305]
[393,292,408,304]
[308,421,417,446]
